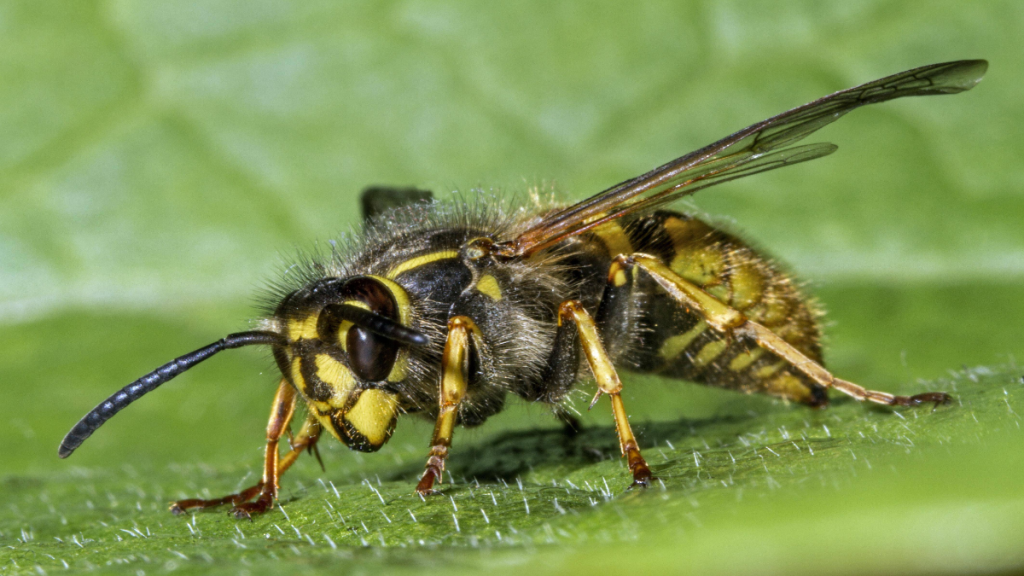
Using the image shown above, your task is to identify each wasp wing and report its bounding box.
[503,59,987,257]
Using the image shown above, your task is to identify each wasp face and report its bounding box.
[279,275,427,452]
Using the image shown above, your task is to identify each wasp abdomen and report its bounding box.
[620,211,828,406]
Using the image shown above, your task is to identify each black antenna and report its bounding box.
[320,303,429,347]
[58,331,284,458]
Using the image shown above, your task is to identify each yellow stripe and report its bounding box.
[590,219,633,256]
[693,340,729,367]
[658,321,708,361]
[755,361,787,379]
[290,357,308,397]
[729,347,766,371]
[728,262,765,311]
[385,250,459,279]
[365,275,411,325]
[765,373,813,402]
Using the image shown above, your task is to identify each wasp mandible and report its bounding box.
[60,60,987,518]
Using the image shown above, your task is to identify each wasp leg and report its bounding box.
[627,254,952,407]
[415,316,478,495]
[558,300,654,488]
[170,380,321,518]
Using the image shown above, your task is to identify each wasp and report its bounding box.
[60,60,987,518]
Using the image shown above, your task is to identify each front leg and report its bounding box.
[558,300,654,488]
[170,380,321,518]
[415,316,479,495]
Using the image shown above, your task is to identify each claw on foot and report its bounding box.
[415,468,443,496]
[232,497,273,520]
[629,466,655,490]
[629,476,656,490]
[904,392,953,407]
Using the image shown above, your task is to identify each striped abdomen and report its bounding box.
[614,211,828,406]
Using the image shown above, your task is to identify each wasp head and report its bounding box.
[277,275,429,452]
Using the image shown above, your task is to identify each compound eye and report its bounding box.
[316,276,408,382]
[346,325,399,382]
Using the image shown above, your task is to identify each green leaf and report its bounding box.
[2,2,1023,575]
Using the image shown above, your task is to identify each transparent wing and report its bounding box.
[500,59,987,257]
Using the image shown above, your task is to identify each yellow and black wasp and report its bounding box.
[60,60,987,518]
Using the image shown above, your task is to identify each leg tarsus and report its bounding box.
[901,391,953,407]
[415,451,447,496]
[170,483,264,515]
[629,255,956,415]
[415,472,442,496]
[170,386,323,519]
[232,491,275,519]
[833,378,953,408]
[624,441,656,489]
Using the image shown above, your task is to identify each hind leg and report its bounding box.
[627,254,951,407]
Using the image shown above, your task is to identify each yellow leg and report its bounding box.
[559,300,654,487]
[170,380,321,518]
[628,254,951,407]
[415,316,479,495]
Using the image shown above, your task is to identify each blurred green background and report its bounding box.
[2,2,1023,575]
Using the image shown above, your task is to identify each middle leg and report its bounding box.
[558,300,654,487]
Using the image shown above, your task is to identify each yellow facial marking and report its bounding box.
[729,347,766,372]
[290,357,307,396]
[755,361,787,379]
[386,250,459,279]
[388,352,409,383]
[693,340,729,367]
[344,390,399,446]
[334,300,370,352]
[287,314,319,342]
[476,274,502,301]
[314,354,356,406]
[658,321,708,361]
